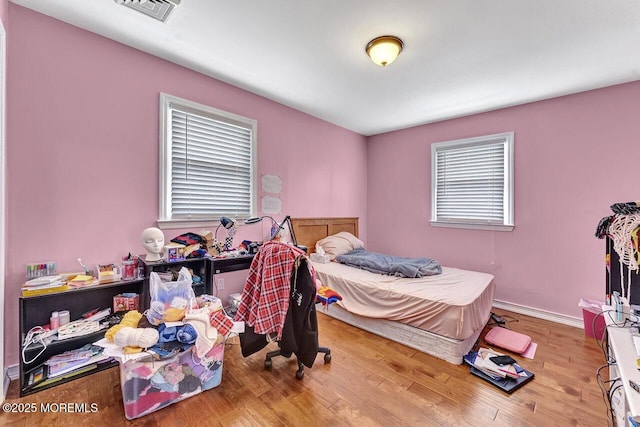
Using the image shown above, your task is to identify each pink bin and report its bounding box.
[583,308,606,341]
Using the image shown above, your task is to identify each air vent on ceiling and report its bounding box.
[114,0,181,23]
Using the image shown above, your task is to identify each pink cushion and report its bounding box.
[484,327,531,354]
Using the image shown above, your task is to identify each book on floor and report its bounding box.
[469,365,535,394]
[464,347,534,393]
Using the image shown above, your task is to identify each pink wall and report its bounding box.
[4,6,367,366]
[367,81,640,318]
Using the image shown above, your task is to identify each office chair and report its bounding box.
[263,254,331,379]
[235,241,331,379]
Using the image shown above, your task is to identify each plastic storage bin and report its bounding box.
[119,342,224,419]
[583,308,606,340]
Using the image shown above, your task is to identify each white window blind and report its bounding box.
[431,132,514,231]
[159,94,257,228]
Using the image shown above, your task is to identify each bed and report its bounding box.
[291,217,495,364]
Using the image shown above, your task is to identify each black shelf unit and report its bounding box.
[210,254,255,275]
[17,254,257,397]
[139,254,256,308]
[19,279,144,396]
[606,236,640,307]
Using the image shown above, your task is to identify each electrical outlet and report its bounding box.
[217,278,224,290]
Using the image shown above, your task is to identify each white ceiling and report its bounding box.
[10,0,640,135]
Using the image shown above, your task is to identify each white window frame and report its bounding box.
[158,93,257,229]
[430,132,514,231]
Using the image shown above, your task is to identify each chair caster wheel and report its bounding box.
[296,369,304,380]
[264,359,272,369]
[324,353,332,364]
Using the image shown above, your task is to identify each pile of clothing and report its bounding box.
[105,296,234,360]
[104,296,235,419]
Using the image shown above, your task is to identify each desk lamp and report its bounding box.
[244,215,303,251]
[215,216,236,251]
[245,216,279,239]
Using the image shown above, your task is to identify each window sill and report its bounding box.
[156,219,218,230]
[430,221,514,232]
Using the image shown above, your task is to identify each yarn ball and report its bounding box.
[105,324,125,342]
[105,310,143,341]
[163,307,186,322]
[114,326,159,348]
[122,310,143,325]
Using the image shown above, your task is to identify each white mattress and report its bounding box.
[318,305,484,365]
[312,261,495,341]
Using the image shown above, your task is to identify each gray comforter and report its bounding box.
[336,248,442,278]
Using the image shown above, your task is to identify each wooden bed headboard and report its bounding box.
[291,217,359,254]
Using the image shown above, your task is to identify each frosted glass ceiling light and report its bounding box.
[366,35,404,67]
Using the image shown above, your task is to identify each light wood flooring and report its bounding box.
[0,308,610,426]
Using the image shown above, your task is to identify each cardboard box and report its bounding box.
[197,229,220,256]
[164,243,186,262]
[113,294,139,313]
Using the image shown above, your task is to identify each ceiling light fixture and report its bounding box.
[365,35,404,67]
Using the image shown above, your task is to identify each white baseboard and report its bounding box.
[3,367,11,400]
[493,300,584,329]
[6,364,18,381]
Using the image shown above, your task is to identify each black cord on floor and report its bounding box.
[488,311,518,330]
[597,363,618,427]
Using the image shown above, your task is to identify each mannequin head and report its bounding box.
[141,227,165,261]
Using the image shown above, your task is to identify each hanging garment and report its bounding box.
[278,256,319,368]
[236,243,319,367]
[235,241,306,338]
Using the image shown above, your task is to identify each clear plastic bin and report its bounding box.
[119,342,224,419]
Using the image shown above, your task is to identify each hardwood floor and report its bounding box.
[0,308,610,426]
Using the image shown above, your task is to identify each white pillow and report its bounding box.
[315,232,364,260]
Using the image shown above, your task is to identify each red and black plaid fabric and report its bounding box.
[234,241,307,339]
[209,309,234,336]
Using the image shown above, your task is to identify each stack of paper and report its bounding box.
[44,344,108,378]
[464,347,534,393]
[67,274,97,288]
[21,275,68,297]
[466,348,519,379]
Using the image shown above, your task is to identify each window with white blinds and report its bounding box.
[158,93,257,228]
[431,132,514,231]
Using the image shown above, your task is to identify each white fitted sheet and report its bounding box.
[313,261,495,341]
